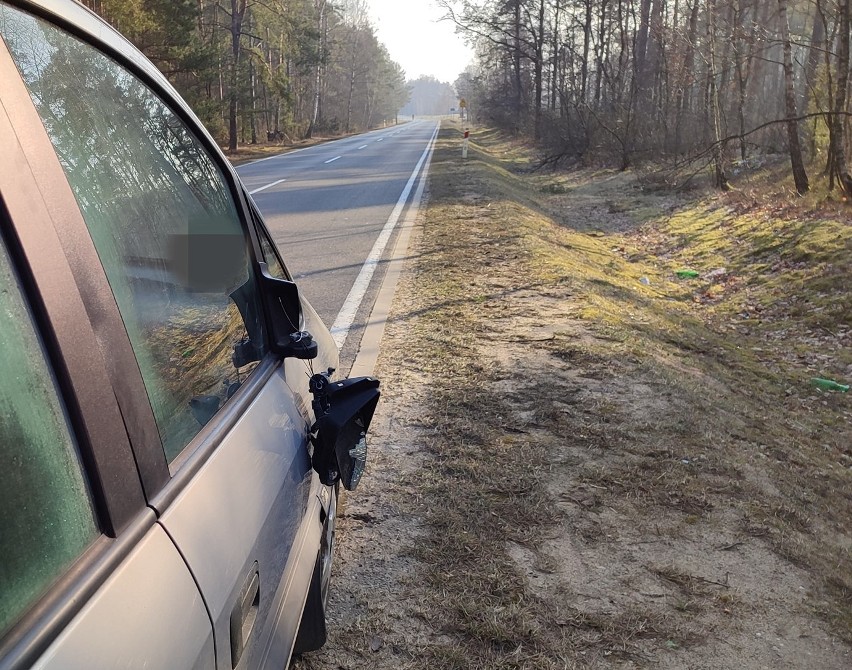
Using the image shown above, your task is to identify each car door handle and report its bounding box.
[229,563,260,668]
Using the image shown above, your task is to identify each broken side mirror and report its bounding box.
[309,373,380,491]
[258,264,318,360]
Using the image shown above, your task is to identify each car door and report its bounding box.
[0,9,213,669]
[0,2,336,667]
[0,173,214,670]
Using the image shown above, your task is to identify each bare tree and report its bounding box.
[831,0,852,194]
[708,0,728,189]
[434,0,849,194]
[306,0,328,139]
[778,0,810,194]
[228,0,249,152]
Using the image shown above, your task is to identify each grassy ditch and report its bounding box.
[393,121,850,667]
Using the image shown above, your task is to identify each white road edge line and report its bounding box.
[248,178,286,194]
[330,122,440,350]
[324,155,342,164]
[358,144,368,150]
[348,125,438,377]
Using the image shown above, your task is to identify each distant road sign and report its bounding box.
[459,98,467,108]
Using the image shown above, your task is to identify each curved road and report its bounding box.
[236,120,439,372]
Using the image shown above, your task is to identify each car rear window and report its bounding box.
[0,233,98,636]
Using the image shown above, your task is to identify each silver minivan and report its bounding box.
[0,1,378,667]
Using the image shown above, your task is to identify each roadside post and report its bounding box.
[460,98,468,159]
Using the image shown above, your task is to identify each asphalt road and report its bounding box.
[236,120,439,371]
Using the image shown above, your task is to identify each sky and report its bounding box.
[366,0,473,85]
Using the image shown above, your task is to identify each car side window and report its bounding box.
[257,222,290,281]
[246,199,290,281]
[1,5,264,463]
[0,235,99,637]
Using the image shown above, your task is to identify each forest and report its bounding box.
[400,75,458,116]
[445,0,852,196]
[81,0,409,151]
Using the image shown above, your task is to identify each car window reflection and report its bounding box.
[1,5,263,461]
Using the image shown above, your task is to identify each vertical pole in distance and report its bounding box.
[462,129,469,159]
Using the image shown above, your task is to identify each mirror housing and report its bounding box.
[258,265,318,359]
[309,375,380,491]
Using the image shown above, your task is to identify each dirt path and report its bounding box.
[292,124,851,669]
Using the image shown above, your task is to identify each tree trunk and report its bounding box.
[634,0,652,106]
[675,0,700,151]
[346,69,356,132]
[550,0,560,111]
[708,0,729,190]
[263,26,272,136]
[533,0,545,139]
[832,0,852,194]
[646,0,664,104]
[249,34,257,144]
[513,0,523,133]
[307,0,326,139]
[778,0,810,194]
[228,0,248,153]
[733,0,750,159]
[581,0,592,103]
[802,6,826,115]
[802,8,826,156]
[716,2,734,121]
[594,0,610,108]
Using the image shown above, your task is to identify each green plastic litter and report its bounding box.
[810,378,850,392]
[675,269,700,278]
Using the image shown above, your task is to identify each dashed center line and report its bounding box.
[358,144,368,150]
[249,178,286,194]
[324,155,342,163]
[376,137,384,142]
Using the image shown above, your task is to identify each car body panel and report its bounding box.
[156,363,318,669]
[30,519,214,670]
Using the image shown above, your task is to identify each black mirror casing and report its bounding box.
[310,376,380,490]
[257,265,318,359]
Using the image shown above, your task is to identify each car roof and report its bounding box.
[8,0,219,153]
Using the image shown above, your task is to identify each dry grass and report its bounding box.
[391,122,851,666]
